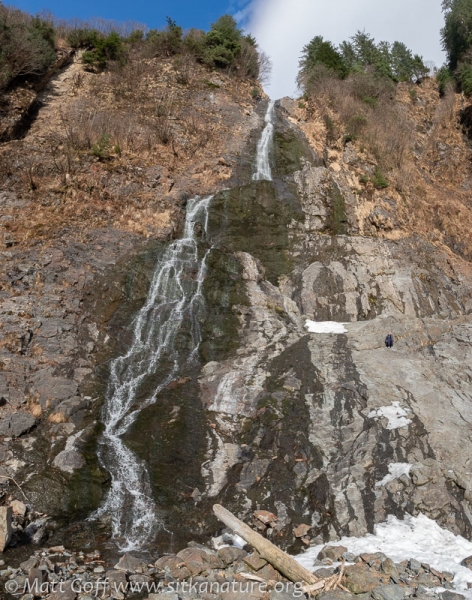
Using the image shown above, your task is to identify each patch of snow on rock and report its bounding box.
[368,401,412,430]
[296,513,472,596]
[376,463,412,487]
[304,320,348,334]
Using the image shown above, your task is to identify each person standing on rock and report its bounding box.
[385,331,394,349]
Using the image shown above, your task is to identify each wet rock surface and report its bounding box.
[0,48,268,552]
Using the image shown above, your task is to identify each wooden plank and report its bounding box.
[213,504,319,585]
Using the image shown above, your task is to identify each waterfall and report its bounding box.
[95,98,277,552]
[253,99,275,181]
[94,195,212,551]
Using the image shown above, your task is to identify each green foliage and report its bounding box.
[0,5,57,89]
[372,167,389,189]
[182,28,206,58]
[203,79,220,88]
[298,29,428,95]
[362,96,378,108]
[441,0,472,96]
[458,59,472,96]
[67,28,100,49]
[80,31,125,68]
[126,29,144,44]
[91,133,111,159]
[437,65,455,95]
[324,115,336,142]
[298,36,348,89]
[441,0,472,70]
[143,14,263,80]
[203,15,242,68]
[30,17,56,48]
[146,16,183,57]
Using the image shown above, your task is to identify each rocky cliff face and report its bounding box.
[195,95,472,553]
[1,61,472,561]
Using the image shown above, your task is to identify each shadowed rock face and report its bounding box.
[196,101,472,552]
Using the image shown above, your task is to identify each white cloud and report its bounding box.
[239,0,446,99]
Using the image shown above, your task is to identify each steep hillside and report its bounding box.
[187,91,472,553]
[0,40,265,539]
[290,78,472,261]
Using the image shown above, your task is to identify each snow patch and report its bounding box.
[305,320,348,334]
[296,513,472,597]
[376,463,412,487]
[212,532,247,550]
[368,401,412,430]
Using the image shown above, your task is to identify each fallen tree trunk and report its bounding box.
[213,504,320,585]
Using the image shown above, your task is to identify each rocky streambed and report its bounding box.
[2,532,472,600]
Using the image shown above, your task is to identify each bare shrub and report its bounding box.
[309,73,413,186]
[70,71,85,94]
[48,411,67,423]
[28,401,42,418]
[179,109,213,155]
[153,92,174,144]
[174,51,196,85]
[0,152,14,186]
[22,157,44,191]
[423,83,457,162]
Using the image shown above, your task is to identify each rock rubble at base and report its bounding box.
[0,542,470,600]
[0,499,50,552]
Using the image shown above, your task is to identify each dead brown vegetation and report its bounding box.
[307,73,414,187]
[48,411,67,424]
[0,54,259,244]
[301,75,472,261]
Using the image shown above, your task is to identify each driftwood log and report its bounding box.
[213,504,320,586]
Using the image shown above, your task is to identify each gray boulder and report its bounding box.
[408,558,422,573]
[461,556,472,569]
[317,591,356,600]
[0,413,36,437]
[371,585,405,600]
[318,546,348,562]
[114,553,146,573]
[217,546,247,565]
[52,449,85,473]
[440,592,465,600]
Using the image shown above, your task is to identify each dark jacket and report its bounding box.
[385,334,394,347]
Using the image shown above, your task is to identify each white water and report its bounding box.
[95,98,277,551]
[95,196,212,551]
[253,99,275,181]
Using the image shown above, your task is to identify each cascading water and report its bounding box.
[95,196,212,551]
[253,99,275,181]
[95,98,276,551]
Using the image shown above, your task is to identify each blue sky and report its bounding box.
[8,0,445,98]
[7,0,244,30]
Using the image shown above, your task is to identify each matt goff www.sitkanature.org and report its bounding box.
[4,578,306,597]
